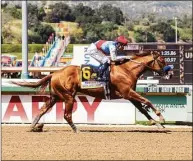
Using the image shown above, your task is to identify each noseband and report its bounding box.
[151,52,165,75]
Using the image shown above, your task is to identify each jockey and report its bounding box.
[86,35,129,81]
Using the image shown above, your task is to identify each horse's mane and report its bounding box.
[114,59,130,65]
[113,51,159,65]
[131,50,152,59]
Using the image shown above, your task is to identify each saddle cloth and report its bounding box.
[80,64,106,89]
[80,64,110,99]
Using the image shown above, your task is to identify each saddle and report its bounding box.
[80,64,110,99]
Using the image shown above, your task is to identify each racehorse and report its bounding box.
[12,51,173,133]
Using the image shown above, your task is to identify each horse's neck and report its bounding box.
[118,57,150,79]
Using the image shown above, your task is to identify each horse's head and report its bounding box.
[146,51,174,80]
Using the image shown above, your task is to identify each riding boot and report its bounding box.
[98,62,109,81]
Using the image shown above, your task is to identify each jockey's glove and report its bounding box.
[163,65,174,73]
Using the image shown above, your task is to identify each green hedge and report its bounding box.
[28,44,44,53]
[2,43,87,54]
[2,44,74,53]
[65,44,89,53]
[2,44,44,53]
[2,44,21,53]
[66,44,73,53]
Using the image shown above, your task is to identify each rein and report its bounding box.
[129,57,154,70]
[128,52,164,75]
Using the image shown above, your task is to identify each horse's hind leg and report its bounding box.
[62,94,78,133]
[130,100,157,125]
[29,96,57,132]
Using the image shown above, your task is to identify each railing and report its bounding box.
[2,78,191,96]
[1,67,64,72]
[1,78,159,86]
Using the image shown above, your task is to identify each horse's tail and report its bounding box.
[11,74,52,94]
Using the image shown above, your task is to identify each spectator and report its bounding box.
[34,52,39,67]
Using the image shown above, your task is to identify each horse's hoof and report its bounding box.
[155,123,165,129]
[27,128,42,132]
[73,128,80,133]
[149,120,156,126]
[27,125,44,132]
[36,123,44,129]
[32,127,43,132]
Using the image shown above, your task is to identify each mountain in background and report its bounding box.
[3,1,192,19]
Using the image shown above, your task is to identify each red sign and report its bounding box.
[3,96,102,122]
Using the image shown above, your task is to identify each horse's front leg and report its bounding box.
[123,89,165,126]
[130,100,157,126]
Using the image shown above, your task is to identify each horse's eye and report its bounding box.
[159,56,165,63]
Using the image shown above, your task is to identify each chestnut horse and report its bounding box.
[12,51,172,132]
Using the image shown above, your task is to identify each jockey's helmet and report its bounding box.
[115,36,128,45]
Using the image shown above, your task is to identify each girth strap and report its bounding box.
[103,82,110,100]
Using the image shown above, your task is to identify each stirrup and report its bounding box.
[98,77,108,82]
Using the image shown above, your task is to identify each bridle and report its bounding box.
[150,52,166,76]
[129,52,166,76]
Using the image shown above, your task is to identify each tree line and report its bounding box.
[1,2,192,44]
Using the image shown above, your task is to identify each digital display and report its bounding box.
[124,44,192,85]
[184,50,192,84]
[142,49,181,84]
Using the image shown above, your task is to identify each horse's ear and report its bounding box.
[152,51,160,59]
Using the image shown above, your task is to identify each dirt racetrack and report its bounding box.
[2,125,192,160]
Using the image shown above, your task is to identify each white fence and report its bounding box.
[1,79,192,124]
[1,95,136,124]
